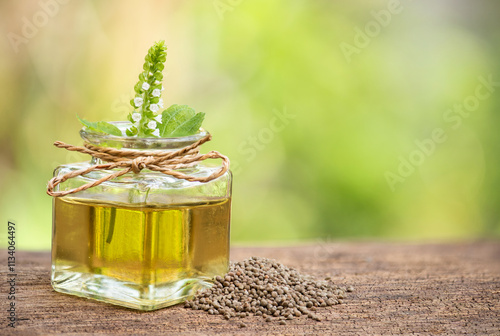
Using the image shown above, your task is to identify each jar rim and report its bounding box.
[80,121,209,149]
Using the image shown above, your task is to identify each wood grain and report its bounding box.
[2,241,500,335]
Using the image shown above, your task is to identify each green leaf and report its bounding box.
[77,115,122,136]
[159,104,194,136]
[134,83,142,93]
[126,126,138,136]
[170,112,205,137]
[144,110,154,118]
[159,104,204,137]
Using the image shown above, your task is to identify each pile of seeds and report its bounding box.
[184,257,353,326]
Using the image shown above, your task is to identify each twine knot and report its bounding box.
[131,156,152,174]
[46,134,229,197]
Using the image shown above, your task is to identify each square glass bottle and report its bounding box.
[50,123,232,310]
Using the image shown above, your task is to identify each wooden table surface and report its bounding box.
[2,241,500,335]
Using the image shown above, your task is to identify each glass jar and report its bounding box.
[50,122,232,311]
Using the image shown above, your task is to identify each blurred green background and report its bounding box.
[1,0,499,250]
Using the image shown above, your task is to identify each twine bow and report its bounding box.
[46,134,229,197]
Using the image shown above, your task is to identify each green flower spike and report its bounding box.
[78,40,205,138]
[126,40,167,137]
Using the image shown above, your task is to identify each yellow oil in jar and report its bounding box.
[51,197,231,309]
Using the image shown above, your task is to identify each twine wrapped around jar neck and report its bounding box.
[46,133,229,197]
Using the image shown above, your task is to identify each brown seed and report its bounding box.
[239,323,246,328]
[279,321,286,325]
[186,257,352,323]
